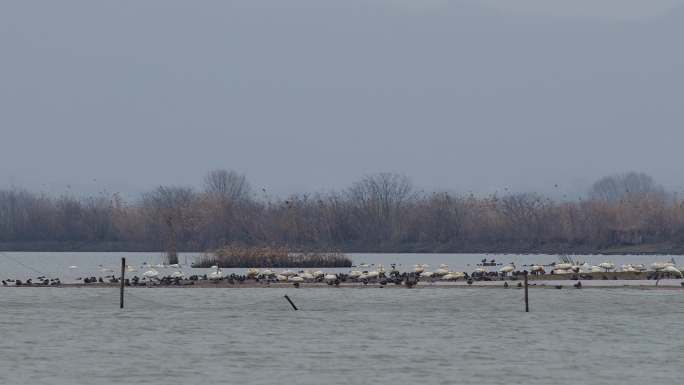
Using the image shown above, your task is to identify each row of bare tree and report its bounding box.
[1,171,682,252]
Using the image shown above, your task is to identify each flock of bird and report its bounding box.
[148,258,682,286]
[2,258,682,287]
[523,259,682,277]
[230,258,683,285]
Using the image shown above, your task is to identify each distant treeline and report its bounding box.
[1,170,683,254]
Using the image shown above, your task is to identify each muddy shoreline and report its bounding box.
[6,275,682,289]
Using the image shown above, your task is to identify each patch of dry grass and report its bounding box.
[193,245,352,268]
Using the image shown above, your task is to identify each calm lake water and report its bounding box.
[0,286,682,385]
[1,252,682,385]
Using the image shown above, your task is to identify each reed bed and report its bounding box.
[193,245,352,268]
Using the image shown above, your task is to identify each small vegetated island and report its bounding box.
[192,245,352,268]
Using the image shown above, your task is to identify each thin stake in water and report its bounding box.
[120,257,125,309]
[524,270,529,313]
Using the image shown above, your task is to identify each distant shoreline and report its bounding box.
[1,241,683,255]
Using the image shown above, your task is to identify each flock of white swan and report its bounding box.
[105,259,684,281]
[4,257,678,287]
[525,260,682,276]
[137,259,682,283]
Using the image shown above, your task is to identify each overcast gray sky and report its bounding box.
[1,0,683,199]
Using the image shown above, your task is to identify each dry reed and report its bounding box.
[193,244,352,268]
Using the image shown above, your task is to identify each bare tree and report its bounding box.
[203,169,251,203]
[498,193,551,244]
[348,173,414,242]
[142,186,197,264]
[589,172,665,203]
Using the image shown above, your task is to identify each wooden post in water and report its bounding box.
[284,295,298,311]
[120,257,125,309]
[524,270,529,312]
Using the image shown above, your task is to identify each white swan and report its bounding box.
[299,272,315,281]
[651,261,675,271]
[623,264,646,272]
[499,263,516,275]
[349,270,362,279]
[246,268,260,278]
[555,262,572,270]
[142,269,160,279]
[366,271,380,279]
[662,265,682,277]
[622,264,637,272]
[442,272,465,281]
[598,262,615,272]
[208,266,224,280]
[434,264,449,276]
[324,274,337,282]
[632,264,647,272]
